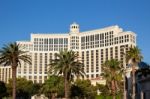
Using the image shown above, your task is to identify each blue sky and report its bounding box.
[0,0,150,63]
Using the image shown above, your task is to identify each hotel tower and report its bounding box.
[0,23,136,83]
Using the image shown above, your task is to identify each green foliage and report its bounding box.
[101,59,122,81]
[126,46,143,99]
[96,94,122,99]
[41,75,64,98]
[96,84,110,96]
[49,50,85,81]
[49,50,85,98]
[0,42,31,67]
[0,81,7,99]
[126,46,143,65]
[71,79,97,99]
[101,59,123,96]
[31,83,42,95]
[6,78,38,99]
[0,42,32,99]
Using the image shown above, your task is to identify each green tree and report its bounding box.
[0,81,7,99]
[32,83,42,96]
[72,79,97,99]
[49,50,85,99]
[101,59,122,99]
[7,78,36,99]
[71,79,97,99]
[96,84,110,96]
[41,75,64,99]
[126,46,143,99]
[0,42,31,99]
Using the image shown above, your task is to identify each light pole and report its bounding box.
[123,47,127,99]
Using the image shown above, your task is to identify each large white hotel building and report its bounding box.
[0,23,136,83]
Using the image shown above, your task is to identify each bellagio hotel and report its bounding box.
[0,23,136,83]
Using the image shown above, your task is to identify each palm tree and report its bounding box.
[0,42,31,99]
[101,59,122,99]
[126,46,143,99]
[49,50,85,99]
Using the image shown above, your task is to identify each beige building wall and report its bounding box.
[0,66,12,83]
[0,23,136,83]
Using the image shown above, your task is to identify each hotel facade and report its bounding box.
[0,23,136,83]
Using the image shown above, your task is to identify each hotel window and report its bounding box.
[126,45,128,51]
[59,38,63,44]
[34,53,37,74]
[86,36,90,49]
[64,38,68,44]
[110,47,113,59]
[39,80,42,83]
[86,75,89,79]
[95,34,99,48]
[24,62,27,74]
[96,50,99,72]
[49,53,52,63]
[29,64,32,74]
[91,50,94,72]
[44,76,47,81]
[126,35,129,42]
[44,38,48,44]
[82,51,84,70]
[106,48,108,60]
[120,45,124,65]
[90,35,94,48]
[39,76,42,79]
[45,53,47,74]
[119,37,122,43]
[34,76,37,79]
[44,38,48,51]
[34,38,38,51]
[59,45,63,51]
[114,37,118,44]
[5,68,7,82]
[100,34,104,47]
[96,74,99,77]
[29,76,32,79]
[86,51,89,73]
[91,74,94,78]
[101,49,104,64]
[115,46,118,60]
[54,38,58,44]
[39,53,43,74]
[49,39,53,44]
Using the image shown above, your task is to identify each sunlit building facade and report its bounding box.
[0,23,136,83]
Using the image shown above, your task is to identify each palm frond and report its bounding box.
[48,50,85,81]
[0,42,31,68]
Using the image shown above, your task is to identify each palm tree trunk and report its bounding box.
[64,76,69,99]
[12,66,17,99]
[111,80,116,99]
[132,65,136,99]
[123,75,127,99]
